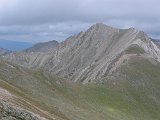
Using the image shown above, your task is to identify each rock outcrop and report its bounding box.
[0,102,40,120]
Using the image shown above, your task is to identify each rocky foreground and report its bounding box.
[0,102,40,120]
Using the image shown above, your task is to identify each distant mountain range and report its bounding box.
[0,39,33,51]
[24,40,58,52]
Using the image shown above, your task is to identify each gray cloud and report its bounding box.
[0,0,160,42]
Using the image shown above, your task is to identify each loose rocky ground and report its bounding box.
[0,102,40,120]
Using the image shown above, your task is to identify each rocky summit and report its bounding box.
[0,23,160,120]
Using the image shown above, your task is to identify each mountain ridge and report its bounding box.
[2,23,160,83]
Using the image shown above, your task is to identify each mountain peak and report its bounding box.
[91,23,139,32]
[86,23,117,35]
[94,23,108,27]
[91,23,115,30]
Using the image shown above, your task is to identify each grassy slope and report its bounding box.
[0,61,69,120]
[0,55,160,120]
[124,44,145,54]
[51,52,160,120]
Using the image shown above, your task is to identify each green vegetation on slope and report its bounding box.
[0,57,160,120]
[124,44,145,54]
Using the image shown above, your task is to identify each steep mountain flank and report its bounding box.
[3,23,160,83]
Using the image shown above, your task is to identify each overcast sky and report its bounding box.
[0,0,160,43]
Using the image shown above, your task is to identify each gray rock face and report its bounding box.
[152,39,160,49]
[0,102,40,120]
[3,23,160,83]
[24,40,59,53]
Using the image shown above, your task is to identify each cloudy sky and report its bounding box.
[0,0,159,43]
